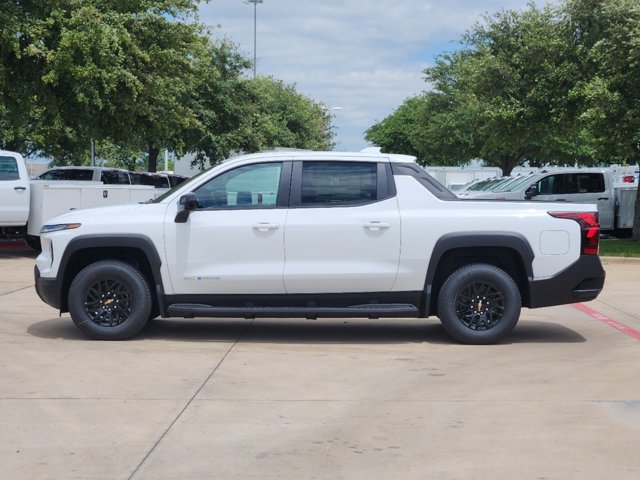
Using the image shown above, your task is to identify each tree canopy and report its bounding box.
[366,0,640,176]
[0,0,334,170]
[188,73,335,170]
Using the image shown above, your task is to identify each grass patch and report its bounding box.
[600,238,640,257]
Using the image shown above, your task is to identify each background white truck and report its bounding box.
[457,168,637,235]
[0,150,155,249]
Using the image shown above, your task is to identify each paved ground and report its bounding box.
[1,242,639,479]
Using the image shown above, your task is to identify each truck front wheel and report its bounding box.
[437,263,521,345]
[68,260,152,340]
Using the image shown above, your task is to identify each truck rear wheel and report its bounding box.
[437,263,521,344]
[68,260,152,340]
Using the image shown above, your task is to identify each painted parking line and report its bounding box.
[573,303,640,341]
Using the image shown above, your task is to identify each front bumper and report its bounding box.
[528,255,605,308]
[34,266,62,310]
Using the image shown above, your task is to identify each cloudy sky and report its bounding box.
[199,0,558,152]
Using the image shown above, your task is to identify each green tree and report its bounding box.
[0,1,208,168]
[240,76,335,153]
[564,0,640,238]
[367,4,582,175]
[1,2,333,172]
[189,75,335,170]
[365,96,424,161]
[432,5,580,174]
[183,40,253,168]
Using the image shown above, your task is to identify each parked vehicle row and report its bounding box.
[456,169,637,235]
[36,166,187,190]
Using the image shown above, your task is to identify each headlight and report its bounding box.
[40,223,81,235]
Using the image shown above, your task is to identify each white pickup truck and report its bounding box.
[34,150,605,344]
[457,169,637,234]
[0,150,156,249]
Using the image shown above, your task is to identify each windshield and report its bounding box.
[468,179,496,191]
[474,178,505,192]
[152,169,206,203]
[498,174,537,192]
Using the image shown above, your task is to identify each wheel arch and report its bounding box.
[423,232,534,316]
[57,235,165,315]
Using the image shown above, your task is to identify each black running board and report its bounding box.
[166,303,419,320]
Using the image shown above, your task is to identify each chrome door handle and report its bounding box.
[253,223,279,231]
[364,221,390,231]
[14,186,26,191]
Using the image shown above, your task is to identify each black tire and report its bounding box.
[68,260,152,340]
[148,303,160,321]
[437,263,521,345]
[25,235,41,251]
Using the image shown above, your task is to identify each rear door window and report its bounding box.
[0,156,20,181]
[39,169,94,181]
[101,170,131,184]
[538,173,605,195]
[300,162,377,206]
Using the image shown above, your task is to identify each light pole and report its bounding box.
[245,0,263,78]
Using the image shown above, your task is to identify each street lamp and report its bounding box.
[244,0,263,78]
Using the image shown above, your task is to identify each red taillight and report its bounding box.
[622,175,635,183]
[548,211,600,255]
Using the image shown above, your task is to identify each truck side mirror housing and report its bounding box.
[175,193,198,223]
[524,184,539,200]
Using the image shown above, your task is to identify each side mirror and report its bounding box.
[524,184,539,200]
[175,193,198,223]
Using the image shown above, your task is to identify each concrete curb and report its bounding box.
[600,255,640,264]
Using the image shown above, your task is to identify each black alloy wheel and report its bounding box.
[83,277,133,328]
[68,260,152,340]
[454,280,506,331]
[437,263,521,344]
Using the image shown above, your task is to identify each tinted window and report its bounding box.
[502,175,537,192]
[129,172,142,185]
[0,156,20,181]
[537,173,605,195]
[195,163,282,209]
[130,173,169,188]
[101,170,131,185]
[300,162,377,206]
[39,169,94,181]
[576,173,605,193]
[168,175,187,187]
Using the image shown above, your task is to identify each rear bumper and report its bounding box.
[34,266,62,310]
[528,255,605,308]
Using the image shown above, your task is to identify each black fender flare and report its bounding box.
[57,234,166,315]
[422,232,535,315]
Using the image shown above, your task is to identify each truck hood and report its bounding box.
[45,203,148,224]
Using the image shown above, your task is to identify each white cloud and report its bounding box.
[199,0,561,151]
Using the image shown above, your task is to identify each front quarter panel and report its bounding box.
[37,203,170,284]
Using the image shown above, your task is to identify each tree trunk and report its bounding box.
[501,156,520,176]
[148,144,159,173]
[632,178,640,241]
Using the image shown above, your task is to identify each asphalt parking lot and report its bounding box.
[1,242,639,480]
